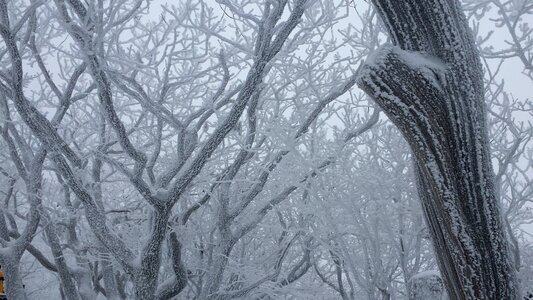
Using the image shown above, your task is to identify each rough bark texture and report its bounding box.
[357,1,519,299]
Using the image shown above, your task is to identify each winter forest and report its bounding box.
[0,0,532,299]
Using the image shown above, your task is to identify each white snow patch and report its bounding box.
[151,187,170,200]
[410,269,441,281]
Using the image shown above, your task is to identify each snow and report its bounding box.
[151,187,170,200]
[363,44,448,91]
[410,270,441,281]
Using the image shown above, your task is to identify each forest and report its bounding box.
[0,0,531,299]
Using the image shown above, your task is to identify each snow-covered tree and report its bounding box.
[357,0,521,299]
[0,0,530,299]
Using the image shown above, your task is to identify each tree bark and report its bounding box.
[43,211,82,300]
[101,257,121,300]
[357,1,519,299]
[1,259,26,300]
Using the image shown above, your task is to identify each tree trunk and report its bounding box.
[357,1,519,299]
[101,257,121,300]
[1,258,26,300]
[43,212,82,300]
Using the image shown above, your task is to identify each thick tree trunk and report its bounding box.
[357,1,519,299]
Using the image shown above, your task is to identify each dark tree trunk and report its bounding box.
[357,1,519,299]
